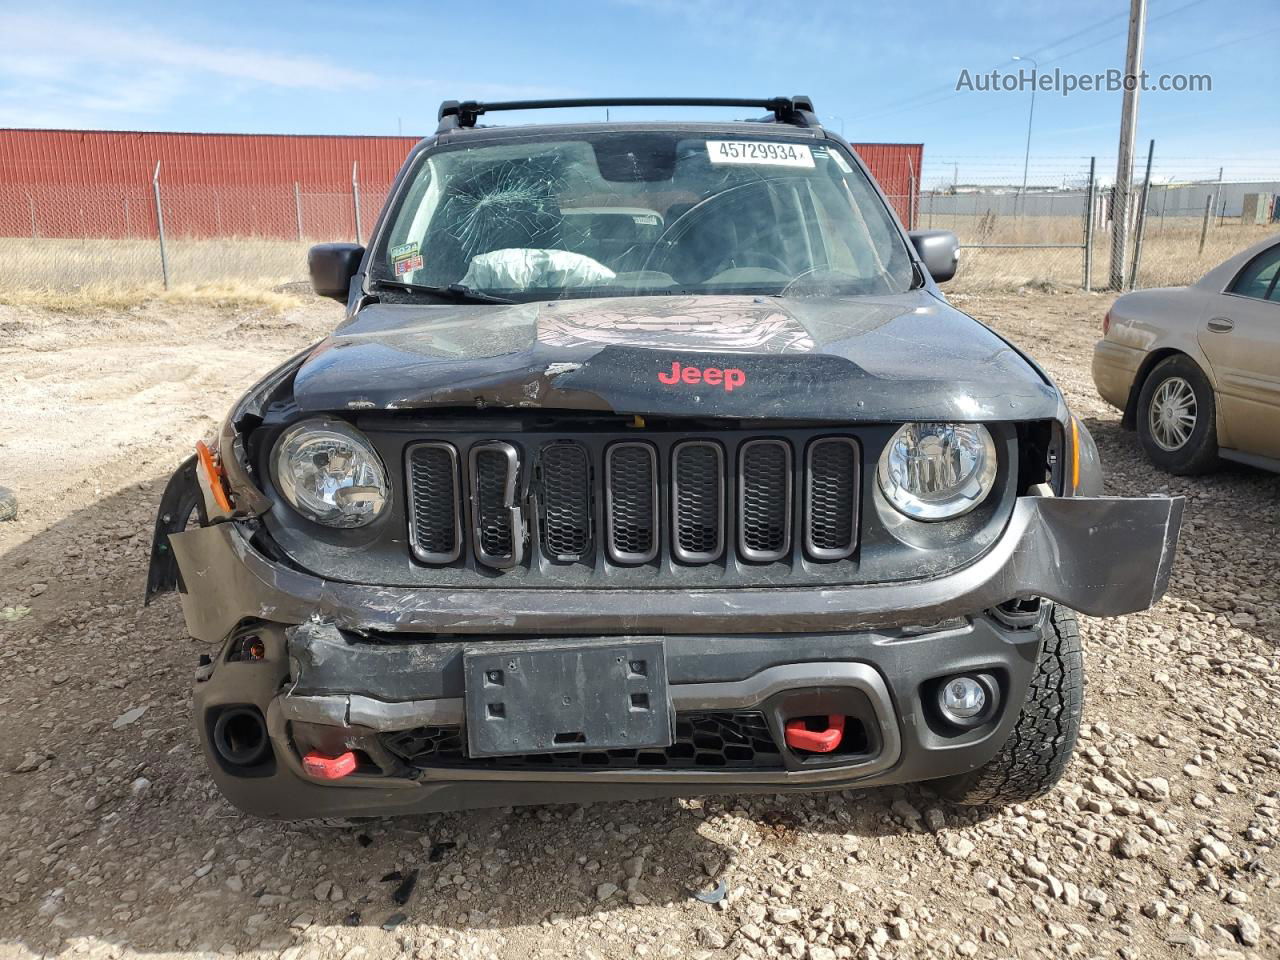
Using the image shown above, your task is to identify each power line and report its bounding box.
[848,0,1213,127]
[1149,22,1280,69]
[1034,0,1208,68]
[1020,11,1127,60]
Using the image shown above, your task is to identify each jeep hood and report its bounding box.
[290,292,1060,422]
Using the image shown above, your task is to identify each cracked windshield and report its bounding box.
[374,132,915,302]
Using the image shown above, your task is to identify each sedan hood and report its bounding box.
[291,292,1060,422]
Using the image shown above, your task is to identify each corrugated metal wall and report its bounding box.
[851,143,923,228]
[0,129,922,239]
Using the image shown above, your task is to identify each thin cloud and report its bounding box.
[0,12,376,127]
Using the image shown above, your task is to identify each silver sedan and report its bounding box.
[1093,234,1280,474]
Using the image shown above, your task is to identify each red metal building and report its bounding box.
[0,129,922,240]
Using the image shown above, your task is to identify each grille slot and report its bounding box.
[605,442,658,564]
[405,442,462,563]
[738,439,792,562]
[805,437,860,560]
[468,441,522,568]
[671,441,725,563]
[539,442,591,562]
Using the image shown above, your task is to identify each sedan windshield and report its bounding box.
[372,131,915,302]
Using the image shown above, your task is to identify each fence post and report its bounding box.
[152,161,170,290]
[294,181,304,241]
[1128,139,1154,290]
[1198,195,1212,256]
[1083,157,1096,292]
[906,155,917,230]
[351,161,363,245]
[1211,166,1223,227]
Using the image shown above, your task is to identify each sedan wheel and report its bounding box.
[1136,355,1219,475]
[1148,376,1197,451]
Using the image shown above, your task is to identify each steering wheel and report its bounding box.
[639,178,789,281]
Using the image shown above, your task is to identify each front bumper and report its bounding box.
[171,494,1183,818]
[168,495,1182,643]
[197,612,1047,818]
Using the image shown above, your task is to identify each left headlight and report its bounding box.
[877,422,998,521]
[273,419,388,527]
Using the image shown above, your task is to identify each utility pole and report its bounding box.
[1109,0,1147,290]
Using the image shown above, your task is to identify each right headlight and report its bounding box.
[272,419,389,528]
[877,422,998,521]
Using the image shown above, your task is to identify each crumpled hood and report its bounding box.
[291,292,1060,422]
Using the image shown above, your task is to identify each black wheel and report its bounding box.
[940,604,1083,806]
[1135,355,1219,475]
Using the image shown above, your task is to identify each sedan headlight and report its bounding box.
[273,420,388,527]
[877,422,998,521]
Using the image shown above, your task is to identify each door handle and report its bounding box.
[1206,316,1234,333]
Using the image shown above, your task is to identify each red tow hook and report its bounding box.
[302,750,358,780]
[784,715,845,753]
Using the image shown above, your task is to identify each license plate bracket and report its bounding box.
[463,638,671,758]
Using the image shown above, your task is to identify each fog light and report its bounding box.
[938,675,988,726]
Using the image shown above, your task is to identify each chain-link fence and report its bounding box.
[0,169,393,292]
[922,163,1096,291]
[923,157,1279,293]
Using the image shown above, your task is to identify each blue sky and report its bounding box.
[2,0,1275,185]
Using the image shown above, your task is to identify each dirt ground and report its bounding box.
[0,288,1276,960]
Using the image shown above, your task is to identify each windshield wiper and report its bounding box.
[369,278,515,304]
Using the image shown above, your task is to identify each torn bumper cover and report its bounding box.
[182,494,1181,817]
[169,495,1183,643]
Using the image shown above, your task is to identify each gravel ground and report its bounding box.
[0,289,1276,960]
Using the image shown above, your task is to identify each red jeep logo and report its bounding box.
[657,360,746,392]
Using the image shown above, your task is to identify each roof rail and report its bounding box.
[436,96,819,133]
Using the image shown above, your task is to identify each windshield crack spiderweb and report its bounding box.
[441,157,567,259]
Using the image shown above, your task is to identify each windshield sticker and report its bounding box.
[391,241,422,275]
[395,254,424,276]
[391,241,418,263]
[706,141,814,169]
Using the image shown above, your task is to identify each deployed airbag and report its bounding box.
[460,248,615,291]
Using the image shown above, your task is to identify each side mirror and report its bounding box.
[309,243,365,301]
[908,230,959,284]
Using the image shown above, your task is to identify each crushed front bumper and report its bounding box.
[170,495,1182,818]
[198,612,1047,818]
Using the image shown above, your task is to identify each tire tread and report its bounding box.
[942,605,1083,805]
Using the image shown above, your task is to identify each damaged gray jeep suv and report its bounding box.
[147,97,1183,819]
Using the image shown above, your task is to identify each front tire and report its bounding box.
[940,604,1083,806]
[1136,355,1219,474]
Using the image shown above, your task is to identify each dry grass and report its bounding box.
[0,235,312,310]
[938,213,1277,292]
[0,280,304,313]
[0,235,310,288]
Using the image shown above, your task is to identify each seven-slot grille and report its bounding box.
[405,434,860,570]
